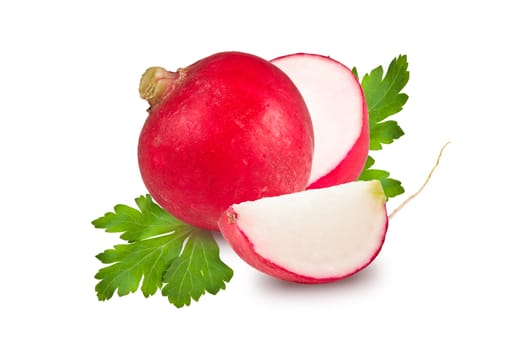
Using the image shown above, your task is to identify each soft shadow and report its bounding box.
[210,230,227,243]
[256,264,382,295]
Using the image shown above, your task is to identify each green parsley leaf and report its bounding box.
[358,156,405,199]
[356,55,410,199]
[351,67,359,81]
[361,54,409,150]
[162,231,233,307]
[92,194,184,242]
[92,195,233,307]
[95,232,188,299]
[370,120,405,150]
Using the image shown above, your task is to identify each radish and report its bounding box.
[218,180,388,283]
[271,53,369,189]
[138,52,314,230]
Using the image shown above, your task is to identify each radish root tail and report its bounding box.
[389,141,451,219]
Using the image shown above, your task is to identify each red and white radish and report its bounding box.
[138,52,314,230]
[271,53,369,189]
[218,180,388,283]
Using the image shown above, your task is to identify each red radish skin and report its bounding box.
[271,53,369,189]
[218,182,388,284]
[138,52,314,230]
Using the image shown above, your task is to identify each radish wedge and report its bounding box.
[218,180,388,283]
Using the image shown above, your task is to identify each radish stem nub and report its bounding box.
[139,66,178,107]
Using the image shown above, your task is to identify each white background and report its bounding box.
[1,0,522,348]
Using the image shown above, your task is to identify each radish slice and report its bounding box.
[271,53,369,189]
[218,180,388,283]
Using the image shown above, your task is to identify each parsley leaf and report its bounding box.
[370,120,404,150]
[95,231,188,299]
[92,195,185,242]
[360,54,409,150]
[358,156,405,199]
[92,195,233,307]
[355,55,410,199]
[162,231,233,307]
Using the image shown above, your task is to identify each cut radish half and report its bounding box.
[271,53,369,189]
[217,180,388,283]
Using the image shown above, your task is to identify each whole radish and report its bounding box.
[138,52,314,230]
